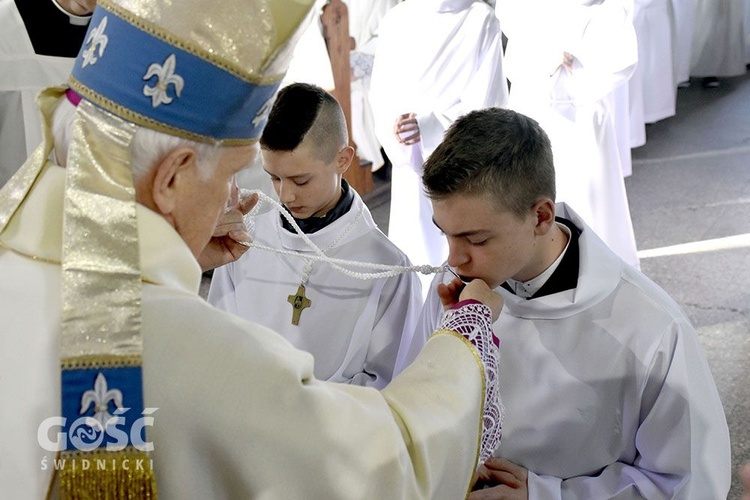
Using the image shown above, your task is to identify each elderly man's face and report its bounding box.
[175,145,256,259]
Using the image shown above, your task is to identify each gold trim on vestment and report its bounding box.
[0,237,160,287]
[61,100,143,359]
[61,354,143,371]
[0,238,59,265]
[432,329,486,498]
[56,447,157,499]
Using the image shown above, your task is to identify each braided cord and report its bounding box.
[243,190,447,280]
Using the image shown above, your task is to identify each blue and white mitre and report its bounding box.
[70,0,314,144]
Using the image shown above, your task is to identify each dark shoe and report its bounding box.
[701,77,720,88]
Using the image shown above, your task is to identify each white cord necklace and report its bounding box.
[243,190,448,325]
[275,201,365,288]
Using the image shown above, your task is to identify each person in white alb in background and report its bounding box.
[345,0,401,174]
[209,83,423,388]
[497,0,641,268]
[369,0,508,296]
[690,0,747,87]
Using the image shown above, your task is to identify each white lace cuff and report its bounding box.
[440,302,502,466]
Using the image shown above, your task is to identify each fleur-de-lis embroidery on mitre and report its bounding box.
[252,96,276,128]
[79,372,124,428]
[81,16,109,68]
[142,54,185,108]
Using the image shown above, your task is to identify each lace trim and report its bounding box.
[440,303,502,465]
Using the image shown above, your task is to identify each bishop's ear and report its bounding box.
[151,147,198,217]
[533,198,557,235]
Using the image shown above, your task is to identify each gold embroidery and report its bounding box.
[60,354,143,371]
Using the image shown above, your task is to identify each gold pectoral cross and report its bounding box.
[287,284,312,326]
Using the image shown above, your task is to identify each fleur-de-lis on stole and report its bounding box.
[142,54,185,108]
[82,16,109,68]
[79,372,124,428]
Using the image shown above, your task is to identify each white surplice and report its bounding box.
[690,0,747,77]
[406,203,732,499]
[0,0,78,187]
[208,189,423,389]
[0,161,486,499]
[369,0,508,294]
[499,0,640,268]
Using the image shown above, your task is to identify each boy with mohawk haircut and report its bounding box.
[210,83,423,388]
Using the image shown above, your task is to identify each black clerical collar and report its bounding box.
[281,180,355,234]
[501,217,581,299]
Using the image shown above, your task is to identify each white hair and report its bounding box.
[129,127,223,181]
[51,96,225,180]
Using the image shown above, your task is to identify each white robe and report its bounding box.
[406,204,732,499]
[345,0,400,169]
[668,0,695,86]
[0,0,78,187]
[0,162,486,499]
[690,0,747,77]
[499,0,640,268]
[629,0,676,138]
[280,0,335,90]
[369,0,508,294]
[208,189,423,389]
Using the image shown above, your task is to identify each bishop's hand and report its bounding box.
[198,189,258,272]
[438,278,503,322]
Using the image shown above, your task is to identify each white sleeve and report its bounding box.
[355,266,424,388]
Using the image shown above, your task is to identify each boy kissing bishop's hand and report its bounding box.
[438,278,503,323]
